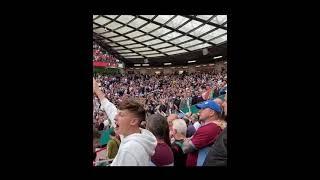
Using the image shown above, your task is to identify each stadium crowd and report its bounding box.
[93,69,227,167]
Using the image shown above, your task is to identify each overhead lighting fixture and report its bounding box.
[213,55,223,59]
[202,65,207,67]
[134,64,141,67]
[188,60,196,63]
[224,61,227,64]
[164,63,172,66]
[158,67,163,69]
[183,66,187,69]
[142,64,149,66]
[195,65,200,68]
[135,68,140,69]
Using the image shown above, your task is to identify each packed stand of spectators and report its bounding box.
[92,69,227,167]
[93,43,118,68]
[93,71,227,118]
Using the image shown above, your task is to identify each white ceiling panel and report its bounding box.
[179,40,203,48]
[94,16,110,25]
[169,36,192,44]
[117,15,135,24]
[187,43,211,51]
[143,39,163,46]
[159,46,180,52]
[114,26,134,34]
[94,28,106,34]
[101,31,118,38]
[125,44,144,48]
[107,21,123,30]
[129,18,148,28]
[145,54,165,57]
[211,15,227,25]
[126,31,144,38]
[150,27,171,37]
[151,43,172,49]
[133,47,152,52]
[154,15,175,23]
[166,16,190,29]
[140,23,160,33]
[211,34,227,44]
[196,15,213,21]
[139,51,159,55]
[160,31,182,41]
[126,55,144,58]
[135,35,154,42]
[166,50,187,55]
[200,29,226,40]
[118,40,136,45]
[179,20,202,33]
[110,36,128,41]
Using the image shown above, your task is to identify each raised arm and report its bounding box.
[93,78,117,128]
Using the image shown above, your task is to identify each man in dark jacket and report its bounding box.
[203,128,227,166]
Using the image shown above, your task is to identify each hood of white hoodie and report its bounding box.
[121,128,157,156]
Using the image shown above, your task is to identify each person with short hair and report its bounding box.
[182,100,223,166]
[93,78,157,166]
[147,114,174,166]
[171,119,188,167]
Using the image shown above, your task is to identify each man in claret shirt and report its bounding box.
[182,100,223,166]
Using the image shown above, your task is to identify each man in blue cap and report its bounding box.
[182,100,223,166]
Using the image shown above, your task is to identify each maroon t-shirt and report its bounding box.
[151,142,174,166]
[186,122,222,166]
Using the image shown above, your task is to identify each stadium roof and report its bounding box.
[93,15,227,67]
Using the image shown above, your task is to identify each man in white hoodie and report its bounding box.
[93,78,157,166]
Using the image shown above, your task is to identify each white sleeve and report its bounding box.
[110,151,137,166]
[101,98,117,128]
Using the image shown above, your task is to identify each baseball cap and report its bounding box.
[196,100,222,113]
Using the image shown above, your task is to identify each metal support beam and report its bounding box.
[181,15,227,30]
[136,15,217,47]
[101,15,190,53]
[93,31,146,59]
